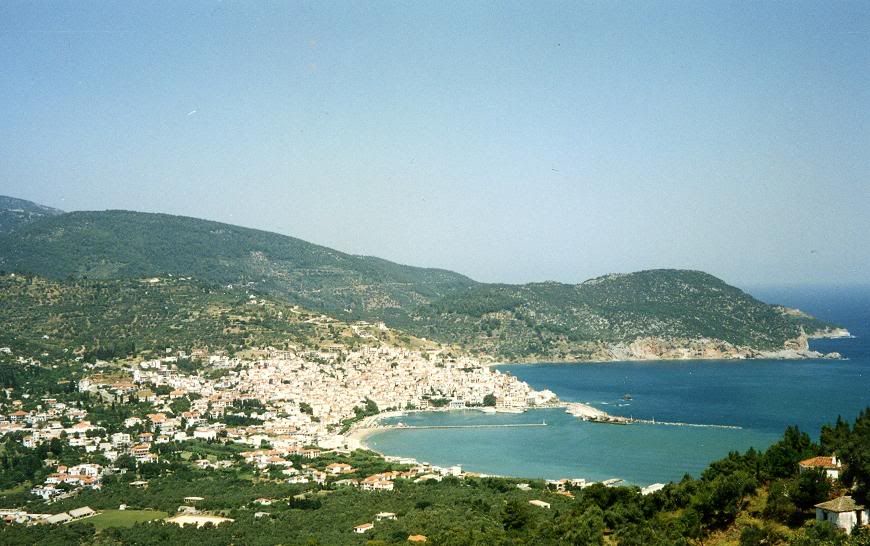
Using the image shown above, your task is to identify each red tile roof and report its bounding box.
[799,456,839,469]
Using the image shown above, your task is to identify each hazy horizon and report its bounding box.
[2,2,868,286]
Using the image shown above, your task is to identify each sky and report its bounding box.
[1,1,868,287]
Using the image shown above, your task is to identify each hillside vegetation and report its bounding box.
[0,210,476,318]
[0,205,837,360]
[2,410,869,545]
[408,270,834,360]
[0,274,430,363]
[0,196,63,235]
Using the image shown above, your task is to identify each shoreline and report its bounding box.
[351,331,853,481]
[346,406,564,452]
[346,405,670,485]
[482,329,851,367]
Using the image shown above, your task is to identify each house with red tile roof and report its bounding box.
[799,455,842,480]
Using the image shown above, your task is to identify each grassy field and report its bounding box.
[0,484,28,496]
[88,509,168,530]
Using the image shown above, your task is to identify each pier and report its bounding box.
[582,416,741,429]
[632,419,742,430]
[565,402,741,429]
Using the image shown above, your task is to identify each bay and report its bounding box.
[365,286,870,485]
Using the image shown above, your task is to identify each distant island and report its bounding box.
[0,196,847,363]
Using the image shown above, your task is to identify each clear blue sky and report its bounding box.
[1,1,868,286]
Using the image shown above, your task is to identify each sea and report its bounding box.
[366,285,870,485]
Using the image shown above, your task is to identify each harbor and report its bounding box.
[380,422,548,431]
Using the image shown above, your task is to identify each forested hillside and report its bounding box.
[0,196,63,235]
[0,274,430,363]
[0,204,838,360]
[407,270,836,360]
[0,210,477,319]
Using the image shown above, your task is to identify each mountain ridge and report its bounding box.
[0,195,64,235]
[0,196,842,360]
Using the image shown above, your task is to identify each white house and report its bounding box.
[325,463,354,475]
[815,496,868,534]
[193,429,217,441]
[353,522,374,534]
[799,455,842,480]
[375,512,397,521]
[30,485,60,501]
[642,483,666,496]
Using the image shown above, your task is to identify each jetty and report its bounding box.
[565,402,632,425]
[632,419,742,430]
[565,403,741,429]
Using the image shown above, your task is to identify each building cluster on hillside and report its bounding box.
[29,464,105,501]
[0,343,558,508]
[0,506,96,526]
[81,345,556,451]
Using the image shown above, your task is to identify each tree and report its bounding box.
[839,409,870,504]
[791,520,845,546]
[565,505,605,546]
[764,479,797,524]
[763,426,815,479]
[693,471,756,529]
[791,469,831,512]
[501,499,530,531]
[483,394,497,407]
[820,415,851,453]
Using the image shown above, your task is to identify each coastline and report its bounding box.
[484,329,852,367]
[348,401,614,453]
[350,328,855,481]
[346,405,566,453]
[346,426,383,449]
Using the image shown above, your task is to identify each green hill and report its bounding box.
[0,203,839,361]
[0,209,476,318]
[408,270,836,360]
[0,196,63,235]
[0,274,431,363]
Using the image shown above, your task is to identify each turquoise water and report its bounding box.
[366,287,870,485]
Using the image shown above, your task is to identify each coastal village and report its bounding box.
[0,341,597,530]
[0,299,866,539]
[1,337,867,538]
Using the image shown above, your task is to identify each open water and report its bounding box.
[366,286,870,485]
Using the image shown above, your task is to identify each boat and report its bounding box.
[622,394,632,401]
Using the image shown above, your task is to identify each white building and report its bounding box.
[799,455,842,481]
[353,522,374,534]
[814,496,868,534]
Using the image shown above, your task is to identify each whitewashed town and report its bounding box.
[0,339,570,526]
